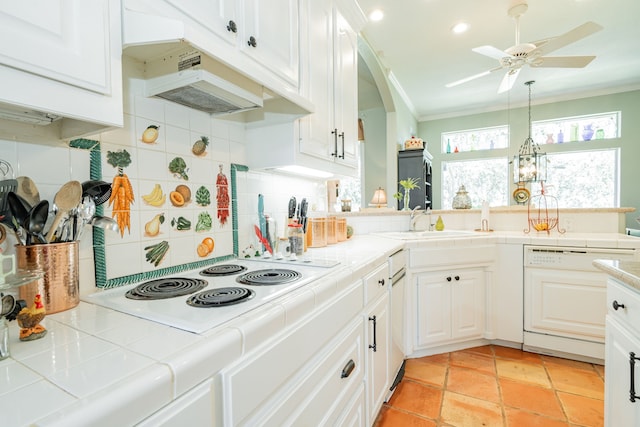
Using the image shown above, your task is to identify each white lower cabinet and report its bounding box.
[605,278,640,426]
[136,379,214,427]
[416,268,486,348]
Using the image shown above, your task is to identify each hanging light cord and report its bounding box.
[520,80,540,156]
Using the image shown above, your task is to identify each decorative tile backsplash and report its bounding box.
[0,91,325,295]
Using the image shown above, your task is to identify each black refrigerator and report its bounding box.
[397,148,432,210]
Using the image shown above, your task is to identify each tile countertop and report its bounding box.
[0,235,404,427]
[593,259,640,291]
[1,231,638,426]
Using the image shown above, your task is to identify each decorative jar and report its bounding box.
[452,185,472,209]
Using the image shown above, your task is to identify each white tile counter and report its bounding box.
[2,231,638,425]
[0,235,403,426]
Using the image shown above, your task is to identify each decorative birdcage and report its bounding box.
[525,182,566,234]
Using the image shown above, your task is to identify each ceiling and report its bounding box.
[355,0,640,120]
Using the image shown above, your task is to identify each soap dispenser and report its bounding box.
[435,215,445,231]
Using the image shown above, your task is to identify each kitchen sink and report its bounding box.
[373,230,476,240]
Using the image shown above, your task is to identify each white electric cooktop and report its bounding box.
[83,257,339,334]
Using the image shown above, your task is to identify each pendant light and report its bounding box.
[513,80,546,183]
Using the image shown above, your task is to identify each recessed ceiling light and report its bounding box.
[369,9,384,22]
[452,22,469,34]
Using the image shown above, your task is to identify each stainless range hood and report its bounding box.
[144,48,264,116]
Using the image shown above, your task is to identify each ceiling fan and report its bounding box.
[446,0,603,93]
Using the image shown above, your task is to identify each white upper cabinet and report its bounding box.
[0,0,123,141]
[129,0,299,90]
[298,0,362,175]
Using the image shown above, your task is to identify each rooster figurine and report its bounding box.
[17,294,47,341]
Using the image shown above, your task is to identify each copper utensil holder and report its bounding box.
[16,242,79,314]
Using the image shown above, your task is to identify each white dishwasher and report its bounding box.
[523,245,638,362]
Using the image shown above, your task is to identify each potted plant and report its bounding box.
[393,177,420,211]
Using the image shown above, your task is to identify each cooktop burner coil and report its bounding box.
[125,278,208,300]
[199,264,248,277]
[236,269,302,286]
[186,287,255,307]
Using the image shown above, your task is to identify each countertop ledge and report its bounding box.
[593,259,640,291]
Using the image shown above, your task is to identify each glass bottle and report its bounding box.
[446,139,451,154]
[287,221,304,256]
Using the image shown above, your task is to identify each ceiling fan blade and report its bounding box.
[472,45,511,60]
[497,68,521,94]
[446,66,503,88]
[530,21,603,56]
[532,55,596,68]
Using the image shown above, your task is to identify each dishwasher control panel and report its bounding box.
[525,245,637,271]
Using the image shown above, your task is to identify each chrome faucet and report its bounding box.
[409,206,422,231]
[410,206,434,231]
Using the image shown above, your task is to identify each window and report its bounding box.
[441,125,509,153]
[540,148,619,208]
[532,111,620,145]
[441,158,509,209]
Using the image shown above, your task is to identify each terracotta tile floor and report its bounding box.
[375,345,605,427]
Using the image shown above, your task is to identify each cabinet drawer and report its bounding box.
[276,317,365,426]
[364,262,389,305]
[219,281,363,425]
[607,278,640,334]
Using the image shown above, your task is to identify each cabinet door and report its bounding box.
[366,292,390,425]
[332,9,359,168]
[298,0,334,161]
[416,269,485,347]
[451,270,485,340]
[165,0,239,46]
[242,0,299,86]
[605,317,640,426]
[0,1,112,94]
[417,272,452,345]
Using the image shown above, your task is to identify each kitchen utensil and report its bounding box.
[299,198,308,233]
[288,196,296,219]
[258,194,266,246]
[45,180,82,243]
[0,178,18,219]
[90,215,120,233]
[25,200,49,244]
[16,176,40,207]
[7,191,30,230]
[254,224,273,254]
[81,180,112,206]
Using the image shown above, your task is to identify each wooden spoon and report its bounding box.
[45,180,82,243]
[16,176,40,207]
